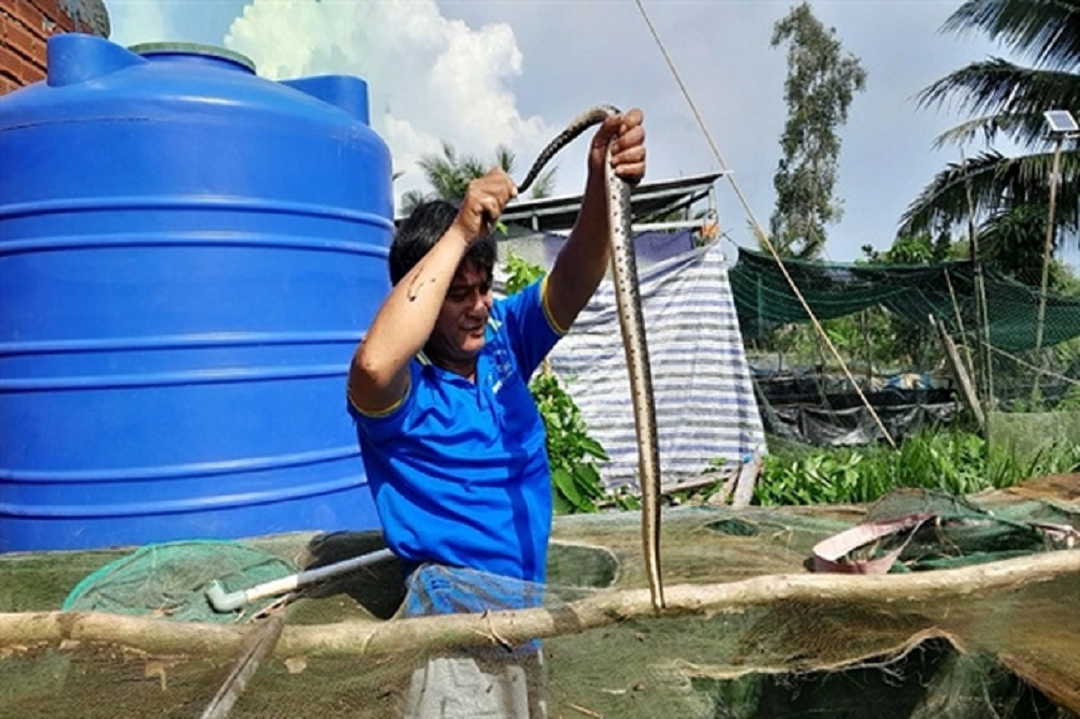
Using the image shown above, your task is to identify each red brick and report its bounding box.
[27,0,78,34]
[0,71,20,95]
[0,39,45,85]
[3,13,48,67]
[0,0,99,92]
[9,1,75,41]
[1,0,58,92]
[6,3,62,44]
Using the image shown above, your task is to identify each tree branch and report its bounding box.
[2,550,1076,660]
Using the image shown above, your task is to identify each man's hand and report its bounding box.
[451,169,518,244]
[589,108,646,186]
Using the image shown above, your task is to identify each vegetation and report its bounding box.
[748,429,1080,507]
[750,233,959,376]
[768,1,867,259]
[503,250,611,514]
[756,1,1080,423]
[900,0,1080,290]
[398,142,556,215]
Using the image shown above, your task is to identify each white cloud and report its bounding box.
[102,0,1035,262]
[103,0,173,47]
[224,0,551,206]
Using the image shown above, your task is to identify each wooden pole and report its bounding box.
[2,550,1077,658]
[932,314,985,431]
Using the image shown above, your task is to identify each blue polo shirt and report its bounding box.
[350,278,565,583]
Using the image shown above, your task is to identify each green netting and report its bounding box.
[861,489,1076,571]
[729,247,1080,351]
[62,540,298,624]
[3,485,1079,718]
[990,410,1080,465]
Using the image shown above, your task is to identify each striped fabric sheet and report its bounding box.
[547,241,765,492]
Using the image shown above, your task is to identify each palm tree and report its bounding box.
[398,142,556,216]
[899,0,1080,280]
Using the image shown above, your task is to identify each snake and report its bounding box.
[516,106,665,613]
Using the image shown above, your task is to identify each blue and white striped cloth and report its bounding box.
[547,240,765,492]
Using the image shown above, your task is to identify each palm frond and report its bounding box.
[459,156,488,182]
[916,59,1079,126]
[398,189,429,217]
[900,150,1023,235]
[528,167,558,199]
[944,0,1080,69]
[494,146,516,174]
[906,0,1080,258]
[900,149,1080,237]
[918,60,1080,149]
[930,115,1009,148]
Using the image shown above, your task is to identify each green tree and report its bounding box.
[899,0,1080,284]
[769,2,867,259]
[398,142,556,215]
[857,232,960,370]
[861,231,957,266]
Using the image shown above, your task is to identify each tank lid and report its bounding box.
[128,42,257,73]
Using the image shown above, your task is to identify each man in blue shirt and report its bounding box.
[348,108,645,580]
[347,109,645,717]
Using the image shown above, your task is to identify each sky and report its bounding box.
[100,0,1027,264]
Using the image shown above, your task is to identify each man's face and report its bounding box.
[428,261,493,372]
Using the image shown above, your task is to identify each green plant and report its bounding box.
[531,372,609,514]
[503,250,544,293]
[503,250,611,513]
[755,451,872,505]
[985,440,1080,489]
[750,429,1080,507]
[894,431,987,495]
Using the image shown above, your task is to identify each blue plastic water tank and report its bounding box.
[0,34,394,551]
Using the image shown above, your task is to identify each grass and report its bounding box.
[750,429,1080,506]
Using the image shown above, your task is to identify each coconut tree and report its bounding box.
[398,143,556,216]
[899,0,1080,280]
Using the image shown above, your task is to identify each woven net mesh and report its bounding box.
[2,483,1079,718]
[62,541,298,624]
[728,248,1080,352]
[729,248,1080,474]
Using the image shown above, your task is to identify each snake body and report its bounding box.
[517,106,665,613]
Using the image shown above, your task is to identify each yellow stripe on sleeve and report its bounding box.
[540,275,570,336]
[347,372,411,418]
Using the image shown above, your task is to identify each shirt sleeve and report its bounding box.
[498,276,564,379]
[348,359,421,442]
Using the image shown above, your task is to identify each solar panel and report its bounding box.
[1044,110,1079,134]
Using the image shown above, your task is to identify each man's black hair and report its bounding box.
[389,200,497,285]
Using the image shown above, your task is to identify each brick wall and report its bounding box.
[1,0,108,95]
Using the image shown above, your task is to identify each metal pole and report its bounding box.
[1031,136,1064,404]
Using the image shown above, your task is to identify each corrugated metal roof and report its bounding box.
[395,170,726,232]
[499,170,725,233]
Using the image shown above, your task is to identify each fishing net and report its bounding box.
[728,247,1080,352]
[62,540,299,624]
[729,248,1080,461]
[1,482,1079,718]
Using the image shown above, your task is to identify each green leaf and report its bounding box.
[578,437,609,460]
[552,467,587,511]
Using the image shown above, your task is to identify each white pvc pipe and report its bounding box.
[205,547,395,613]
